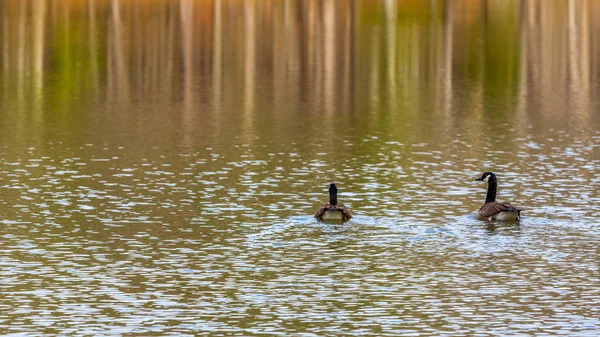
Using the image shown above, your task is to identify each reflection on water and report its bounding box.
[1,0,600,335]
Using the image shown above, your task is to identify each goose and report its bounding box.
[476,172,521,221]
[314,183,352,222]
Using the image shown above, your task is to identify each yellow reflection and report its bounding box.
[0,0,598,143]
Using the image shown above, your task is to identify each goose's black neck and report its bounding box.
[485,175,497,203]
[329,184,338,206]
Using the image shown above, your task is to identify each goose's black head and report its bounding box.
[476,172,498,203]
[476,172,496,183]
[328,183,338,206]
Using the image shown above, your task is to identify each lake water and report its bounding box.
[1,0,599,335]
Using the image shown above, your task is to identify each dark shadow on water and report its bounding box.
[483,220,522,233]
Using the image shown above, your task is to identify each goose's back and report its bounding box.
[478,202,521,221]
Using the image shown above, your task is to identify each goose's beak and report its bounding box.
[475,177,483,181]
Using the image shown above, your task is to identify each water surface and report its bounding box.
[1,0,599,335]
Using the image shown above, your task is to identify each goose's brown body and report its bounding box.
[478,202,521,221]
[315,204,352,221]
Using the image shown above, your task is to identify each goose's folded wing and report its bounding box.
[479,202,520,218]
[314,204,330,218]
[337,204,352,219]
